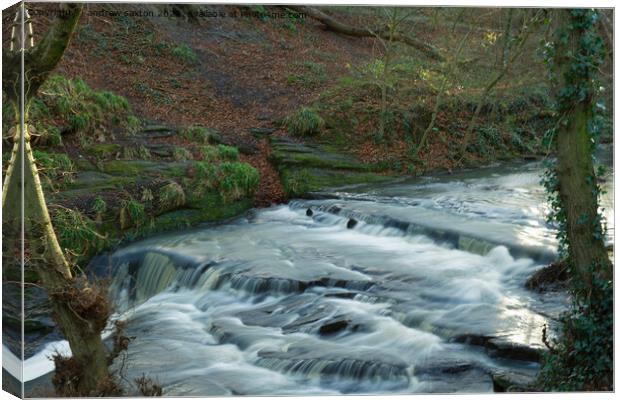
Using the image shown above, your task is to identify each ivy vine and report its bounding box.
[538,9,612,391]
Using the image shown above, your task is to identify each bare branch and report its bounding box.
[283,5,444,61]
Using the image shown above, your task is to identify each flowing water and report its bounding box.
[12,159,615,395]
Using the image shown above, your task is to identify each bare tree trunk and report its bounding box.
[375,8,401,142]
[456,10,540,164]
[500,8,514,68]
[415,24,472,155]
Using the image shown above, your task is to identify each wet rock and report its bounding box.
[451,333,494,347]
[270,137,375,172]
[486,338,541,363]
[525,260,568,293]
[323,291,358,299]
[492,371,538,392]
[237,142,258,155]
[256,347,410,382]
[75,157,98,171]
[306,208,313,216]
[318,318,351,336]
[142,124,173,132]
[206,130,223,145]
[237,309,298,329]
[440,362,475,374]
[347,218,358,229]
[415,359,475,375]
[83,143,122,158]
[452,334,541,363]
[250,127,277,138]
[269,136,392,197]
[144,143,175,158]
[328,205,341,214]
[139,125,178,138]
[414,358,493,393]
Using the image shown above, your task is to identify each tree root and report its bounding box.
[52,354,122,397]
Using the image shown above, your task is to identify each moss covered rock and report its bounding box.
[270,136,392,197]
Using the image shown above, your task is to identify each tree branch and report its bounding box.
[2,3,83,102]
[283,5,444,62]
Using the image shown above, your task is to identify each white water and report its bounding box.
[11,160,614,395]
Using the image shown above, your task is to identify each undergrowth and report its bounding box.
[283,107,325,136]
[33,150,75,188]
[51,207,108,263]
[181,125,219,144]
[194,161,259,202]
[29,75,140,144]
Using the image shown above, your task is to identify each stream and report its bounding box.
[8,158,614,395]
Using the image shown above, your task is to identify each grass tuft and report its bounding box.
[172,44,197,63]
[284,107,325,136]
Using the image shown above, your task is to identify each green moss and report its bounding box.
[184,189,253,217]
[74,158,98,171]
[84,143,122,158]
[194,161,219,189]
[65,174,136,191]
[282,167,390,197]
[274,150,374,172]
[281,168,312,197]
[163,163,190,178]
[120,191,252,243]
[150,196,252,234]
[101,160,158,176]
[122,145,152,160]
[92,90,129,111]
